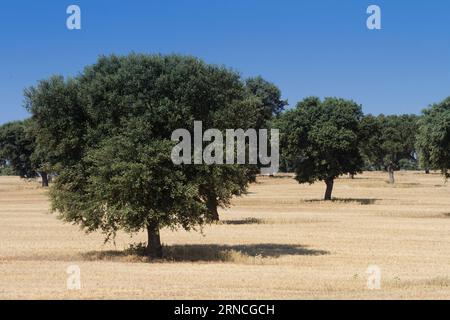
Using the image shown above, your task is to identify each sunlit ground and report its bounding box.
[0,171,449,299]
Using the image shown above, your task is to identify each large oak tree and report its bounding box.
[26,54,269,257]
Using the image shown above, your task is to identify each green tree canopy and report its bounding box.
[360,114,418,183]
[417,97,450,177]
[0,119,51,186]
[26,54,271,257]
[276,97,364,200]
[0,120,36,179]
[245,76,288,128]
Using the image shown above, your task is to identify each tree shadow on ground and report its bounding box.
[388,182,421,187]
[165,243,329,261]
[82,243,329,263]
[263,175,294,179]
[219,218,264,225]
[304,198,379,205]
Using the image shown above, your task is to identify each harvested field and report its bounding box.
[0,171,449,299]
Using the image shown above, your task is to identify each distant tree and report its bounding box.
[416,109,442,175]
[359,115,385,170]
[0,119,51,186]
[0,120,36,179]
[382,115,418,183]
[398,158,418,171]
[188,95,263,221]
[27,120,54,187]
[0,163,14,176]
[244,77,287,178]
[417,97,450,178]
[245,76,288,128]
[360,114,418,183]
[0,154,6,172]
[26,54,265,257]
[277,97,364,200]
[24,76,86,171]
[420,150,431,174]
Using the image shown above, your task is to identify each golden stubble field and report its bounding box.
[0,171,449,299]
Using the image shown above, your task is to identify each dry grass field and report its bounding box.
[0,171,449,300]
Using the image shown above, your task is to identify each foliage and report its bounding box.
[245,76,288,128]
[0,120,36,178]
[26,54,272,256]
[276,97,364,199]
[360,114,418,180]
[0,163,15,176]
[417,97,450,177]
[398,158,419,171]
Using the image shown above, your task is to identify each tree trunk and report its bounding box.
[41,172,49,187]
[207,192,220,221]
[324,178,334,201]
[146,222,162,259]
[388,166,395,184]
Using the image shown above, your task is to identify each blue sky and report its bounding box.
[1,0,450,124]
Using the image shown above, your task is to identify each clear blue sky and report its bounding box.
[1,0,450,124]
